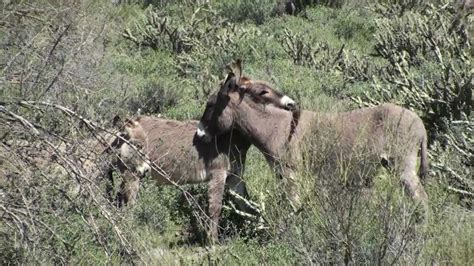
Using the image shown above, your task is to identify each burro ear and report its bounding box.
[221,72,236,95]
[227,59,243,83]
[221,59,243,95]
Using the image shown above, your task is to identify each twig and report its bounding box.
[447,186,474,197]
[0,106,39,135]
[227,189,261,215]
[432,162,473,189]
[30,22,70,98]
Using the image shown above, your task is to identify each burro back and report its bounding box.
[121,117,227,184]
[197,60,429,219]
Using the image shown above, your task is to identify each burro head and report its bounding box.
[196,59,297,142]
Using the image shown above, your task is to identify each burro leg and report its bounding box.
[118,170,140,206]
[400,153,429,220]
[279,165,301,211]
[207,169,227,242]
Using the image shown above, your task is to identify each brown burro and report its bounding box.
[197,60,429,217]
[106,83,296,242]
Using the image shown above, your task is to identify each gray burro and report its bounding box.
[105,73,296,242]
[197,59,429,219]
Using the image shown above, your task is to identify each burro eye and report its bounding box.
[259,90,269,96]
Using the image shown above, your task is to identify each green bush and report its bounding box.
[216,0,277,25]
[334,9,376,41]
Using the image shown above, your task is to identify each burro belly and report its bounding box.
[148,153,227,185]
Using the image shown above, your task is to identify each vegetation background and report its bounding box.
[0,0,472,264]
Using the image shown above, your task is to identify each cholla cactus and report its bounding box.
[123,6,261,78]
[281,28,344,71]
[357,1,472,141]
[123,6,228,54]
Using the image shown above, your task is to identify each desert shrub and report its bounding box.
[276,5,382,99]
[0,0,141,124]
[420,198,474,264]
[280,28,342,68]
[217,0,277,24]
[0,1,177,263]
[334,9,376,41]
[280,28,364,98]
[115,0,206,8]
[213,238,301,264]
[282,0,346,15]
[0,113,143,263]
[127,81,179,115]
[132,182,174,233]
[122,6,225,53]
